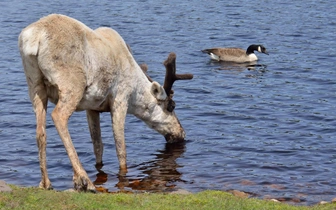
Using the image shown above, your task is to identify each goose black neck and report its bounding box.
[246,45,259,55]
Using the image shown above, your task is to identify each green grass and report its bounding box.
[0,186,335,210]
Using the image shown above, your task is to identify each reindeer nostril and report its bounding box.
[165,134,174,143]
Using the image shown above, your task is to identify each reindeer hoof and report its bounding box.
[73,176,96,193]
[39,180,53,190]
[95,162,104,171]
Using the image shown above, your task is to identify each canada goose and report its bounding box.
[202,44,268,63]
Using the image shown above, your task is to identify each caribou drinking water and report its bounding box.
[18,14,193,191]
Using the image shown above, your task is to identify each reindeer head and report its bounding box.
[139,53,193,143]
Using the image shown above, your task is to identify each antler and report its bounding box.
[128,42,153,83]
[139,63,153,82]
[163,52,193,98]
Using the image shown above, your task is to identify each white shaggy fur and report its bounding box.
[18,14,186,192]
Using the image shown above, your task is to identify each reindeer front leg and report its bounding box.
[110,98,128,172]
[86,110,104,170]
[50,76,96,192]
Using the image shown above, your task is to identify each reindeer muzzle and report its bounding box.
[165,130,186,143]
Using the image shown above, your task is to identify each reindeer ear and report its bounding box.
[151,82,167,100]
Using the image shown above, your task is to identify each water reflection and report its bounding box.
[1,0,335,205]
[208,60,268,72]
[94,142,186,193]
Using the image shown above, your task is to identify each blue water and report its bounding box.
[1,0,336,205]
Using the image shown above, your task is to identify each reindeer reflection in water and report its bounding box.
[94,142,186,193]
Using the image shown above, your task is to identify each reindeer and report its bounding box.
[18,14,193,192]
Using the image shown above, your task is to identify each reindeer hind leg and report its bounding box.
[22,55,52,189]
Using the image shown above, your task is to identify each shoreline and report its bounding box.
[1,180,335,206]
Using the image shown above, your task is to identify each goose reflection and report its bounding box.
[93,141,186,193]
[209,60,267,72]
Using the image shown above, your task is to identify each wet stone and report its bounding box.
[0,180,12,192]
[228,190,249,198]
[170,189,192,195]
[270,199,280,202]
[318,201,329,205]
[64,189,77,193]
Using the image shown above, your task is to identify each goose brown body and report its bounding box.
[202,44,268,63]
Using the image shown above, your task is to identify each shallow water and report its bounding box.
[1,0,336,205]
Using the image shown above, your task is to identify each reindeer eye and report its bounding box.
[167,99,175,112]
[167,105,175,112]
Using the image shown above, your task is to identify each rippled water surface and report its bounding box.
[1,0,336,205]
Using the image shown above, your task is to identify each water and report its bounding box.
[1,0,336,205]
